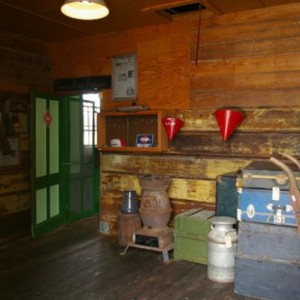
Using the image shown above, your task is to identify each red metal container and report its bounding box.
[214,108,245,141]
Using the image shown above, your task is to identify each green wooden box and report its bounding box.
[173,208,214,264]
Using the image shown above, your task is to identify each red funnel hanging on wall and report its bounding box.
[162,117,184,141]
[214,108,245,141]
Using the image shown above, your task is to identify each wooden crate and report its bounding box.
[173,208,214,264]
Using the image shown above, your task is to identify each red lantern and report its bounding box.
[214,108,245,141]
[162,117,184,141]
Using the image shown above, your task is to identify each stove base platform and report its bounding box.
[120,227,174,262]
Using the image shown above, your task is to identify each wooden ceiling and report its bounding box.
[0,0,300,43]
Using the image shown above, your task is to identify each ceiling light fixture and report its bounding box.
[61,0,109,20]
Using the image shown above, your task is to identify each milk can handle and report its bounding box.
[224,229,236,248]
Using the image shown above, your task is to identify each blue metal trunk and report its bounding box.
[238,188,296,226]
[237,221,300,262]
[234,255,300,300]
[241,160,300,190]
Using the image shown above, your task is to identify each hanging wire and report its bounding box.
[195,2,202,66]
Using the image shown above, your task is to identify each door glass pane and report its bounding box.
[36,188,47,224]
[50,184,59,217]
[67,97,98,219]
[49,100,59,174]
[70,179,81,214]
[82,93,101,145]
[83,102,94,146]
[83,177,92,211]
[35,98,47,177]
[69,101,81,174]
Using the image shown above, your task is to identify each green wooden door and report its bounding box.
[62,97,99,222]
[31,93,63,238]
[31,93,99,238]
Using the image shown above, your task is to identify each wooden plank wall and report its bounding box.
[52,4,300,109]
[189,4,300,107]
[100,107,300,234]
[52,4,300,235]
[0,32,52,89]
[52,18,191,111]
[0,31,52,234]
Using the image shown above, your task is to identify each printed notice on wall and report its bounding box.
[112,54,137,101]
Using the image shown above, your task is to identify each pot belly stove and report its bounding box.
[121,175,174,262]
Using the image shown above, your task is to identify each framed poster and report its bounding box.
[112,53,137,101]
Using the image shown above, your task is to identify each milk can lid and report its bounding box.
[211,216,236,226]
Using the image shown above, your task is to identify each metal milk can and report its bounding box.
[207,216,238,283]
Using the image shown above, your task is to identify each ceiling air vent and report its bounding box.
[163,3,204,15]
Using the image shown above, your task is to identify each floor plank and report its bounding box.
[0,216,255,300]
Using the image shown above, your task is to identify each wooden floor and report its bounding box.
[0,216,255,300]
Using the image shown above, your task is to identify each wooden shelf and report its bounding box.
[97,110,168,152]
